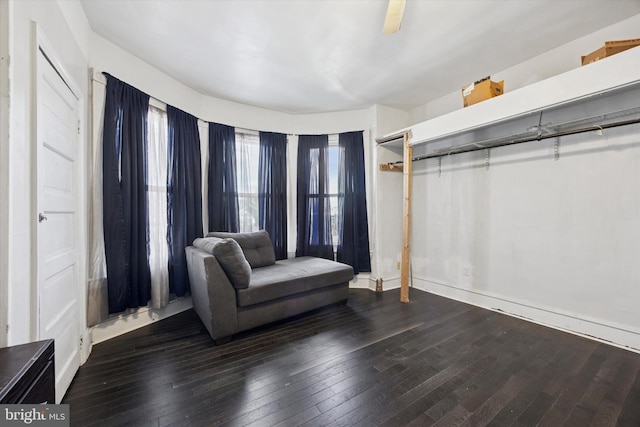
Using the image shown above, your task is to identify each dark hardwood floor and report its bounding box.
[63,289,640,426]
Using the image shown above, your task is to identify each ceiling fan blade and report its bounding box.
[383,0,406,35]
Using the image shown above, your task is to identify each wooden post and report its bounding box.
[400,132,412,303]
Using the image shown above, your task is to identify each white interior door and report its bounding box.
[36,47,81,403]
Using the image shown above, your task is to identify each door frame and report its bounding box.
[31,21,88,362]
[0,0,11,348]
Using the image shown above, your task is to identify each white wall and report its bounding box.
[410,99,640,352]
[403,15,640,351]
[6,0,90,354]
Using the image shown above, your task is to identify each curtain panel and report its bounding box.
[208,122,239,232]
[296,134,334,260]
[147,106,170,308]
[337,131,371,274]
[167,106,203,297]
[258,131,288,259]
[102,74,151,313]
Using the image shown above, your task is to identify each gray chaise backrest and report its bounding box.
[206,230,276,268]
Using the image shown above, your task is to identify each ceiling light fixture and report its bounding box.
[383,0,406,35]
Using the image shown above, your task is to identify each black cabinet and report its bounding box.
[0,339,55,404]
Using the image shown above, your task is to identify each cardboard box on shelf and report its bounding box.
[581,39,640,65]
[462,77,504,107]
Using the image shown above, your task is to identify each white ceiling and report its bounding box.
[80,0,640,114]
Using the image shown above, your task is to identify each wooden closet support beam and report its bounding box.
[400,132,412,303]
[379,163,403,172]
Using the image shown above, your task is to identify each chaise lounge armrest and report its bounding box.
[185,246,239,341]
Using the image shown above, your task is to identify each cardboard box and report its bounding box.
[462,77,504,107]
[581,39,640,65]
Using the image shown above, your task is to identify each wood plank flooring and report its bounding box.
[63,289,640,426]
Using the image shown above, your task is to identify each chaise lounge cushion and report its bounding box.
[207,230,276,268]
[192,236,222,255]
[236,257,353,307]
[193,237,251,289]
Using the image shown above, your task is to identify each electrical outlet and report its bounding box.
[396,261,401,270]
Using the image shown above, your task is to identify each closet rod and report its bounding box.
[387,116,640,165]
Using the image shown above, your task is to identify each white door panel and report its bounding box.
[36,48,81,403]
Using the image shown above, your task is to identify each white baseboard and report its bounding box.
[80,328,91,364]
[349,273,372,289]
[412,277,640,354]
[381,277,401,291]
[349,274,403,292]
[90,297,193,345]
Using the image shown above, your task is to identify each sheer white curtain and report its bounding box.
[286,134,298,258]
[235,132,260,232]
[87,78,108,326]
[147,106,170,309]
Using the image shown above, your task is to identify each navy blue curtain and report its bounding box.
[102,74,151,313]
[337,131,371,273]
[259,132,288,260]
[296,134,333,260]
[167,106,203,296]
[208,122,239,232]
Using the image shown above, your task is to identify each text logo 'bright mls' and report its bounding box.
[5,407,47,424]
[2,405,69,426]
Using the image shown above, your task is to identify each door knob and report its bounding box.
[38,213,48,223]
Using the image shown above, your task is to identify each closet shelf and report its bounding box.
[382,46,640,148]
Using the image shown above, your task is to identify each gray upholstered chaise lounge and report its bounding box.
[185,230,353,344]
